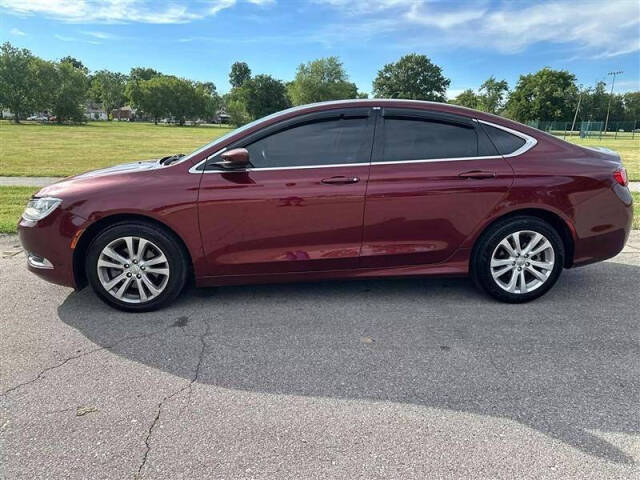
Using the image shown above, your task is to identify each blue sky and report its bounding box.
[1,0,638,97]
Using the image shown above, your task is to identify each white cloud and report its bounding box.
[54,34,76,42]
[9,27,26,35]
[315,0,640,58]
[0,0,274,24]
[80,30,114,39]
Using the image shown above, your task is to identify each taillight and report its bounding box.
[613,168,628,187]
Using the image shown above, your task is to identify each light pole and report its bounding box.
[603,71,623,136]
[570,89,582,134]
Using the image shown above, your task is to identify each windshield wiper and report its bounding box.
[159,153,185,166]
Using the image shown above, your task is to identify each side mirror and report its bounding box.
[215,148,250,169]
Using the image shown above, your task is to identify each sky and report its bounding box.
[0,0,638,98]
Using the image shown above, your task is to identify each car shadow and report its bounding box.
[58,260,639,465]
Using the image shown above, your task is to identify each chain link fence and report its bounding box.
[526,120,639,139]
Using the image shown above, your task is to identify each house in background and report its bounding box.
[112,106,135,121]
[85,103,108,121]
[215,108,230,124]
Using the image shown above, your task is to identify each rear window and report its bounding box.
[482,124,526,155]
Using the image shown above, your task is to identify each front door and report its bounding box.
[197,108,375,277]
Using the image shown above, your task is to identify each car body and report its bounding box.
[18,99,633,311]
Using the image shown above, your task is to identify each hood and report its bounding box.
[72,160,161,179]
[36,159,169,199]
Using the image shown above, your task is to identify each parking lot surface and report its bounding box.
[1,233,639,479]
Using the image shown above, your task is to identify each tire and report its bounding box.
[85,222,188,312]
[471,216,565,303]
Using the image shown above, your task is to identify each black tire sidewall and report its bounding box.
[472,217,565,303]
[85,222,188,312]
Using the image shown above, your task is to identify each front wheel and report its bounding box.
[85,222,188,312]
[472,216,565,303]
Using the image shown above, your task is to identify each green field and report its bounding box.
[0,186,39,233]
[0,120,638,180]
[0,187,637,234]
[0,121,232,177]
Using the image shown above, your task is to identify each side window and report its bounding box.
[381,118,479,161]
[244,117,372,168]
[482,124,526,155]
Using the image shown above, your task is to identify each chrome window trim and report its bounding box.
[188,116,537,174]
[190,155,505,173]
[477,119,537,157]
[188,147,228,174]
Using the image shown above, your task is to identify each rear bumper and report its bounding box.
[18,210,86,288]
[571,185,633,267]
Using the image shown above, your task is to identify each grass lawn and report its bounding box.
[0,120,232,177]
[0,186,39,233]
[0,186,637,234]
[565,136,639,181]
[0,120,637,181]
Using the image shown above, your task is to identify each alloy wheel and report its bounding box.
[490,230,555,294]
[96,236,170,304]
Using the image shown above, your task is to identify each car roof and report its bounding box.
[270,98,518,128]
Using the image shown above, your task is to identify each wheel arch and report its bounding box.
[471,208,576,268]
[73,213,194,289]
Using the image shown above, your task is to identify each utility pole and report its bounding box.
[570,89,582,134]
[603,71,623,136]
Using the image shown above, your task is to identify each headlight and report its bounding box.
[22,197,62,222]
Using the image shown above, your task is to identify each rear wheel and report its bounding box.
[86,222,188,312]
[472,216,564,303]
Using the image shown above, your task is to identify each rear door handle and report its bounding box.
[458,170,496,179]
[321,176,360,184]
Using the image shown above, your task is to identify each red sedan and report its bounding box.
[18,100,633,311]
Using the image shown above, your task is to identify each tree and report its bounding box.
[225,97,251,126]
[196,82,221,122]
[125,67,161,117]
[0,42,38,122]
[477,76,508,114]
[505,67,578,122]
[229,62,251,88]
[243,74,290,119]
[372,53,450,101]
[60,56,87,73]
[287,56,358,106]
[165,76,205,125]
[622,92,640,122]
[451,89,479,109]
[50,61,88,122]
[136,75,170,124]
[91,70,127,120]
[30,57,58,112]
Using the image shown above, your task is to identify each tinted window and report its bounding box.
[244,117,372,168]
[382,118,478,161]
[482,124,526,155]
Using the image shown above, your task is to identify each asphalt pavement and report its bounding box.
[1,233,639,479]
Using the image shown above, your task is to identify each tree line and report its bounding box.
[0,41,638,127]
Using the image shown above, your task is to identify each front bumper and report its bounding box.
[18,210,86,288]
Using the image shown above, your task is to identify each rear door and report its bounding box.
[197,108,375,276]
[361,108,514,268]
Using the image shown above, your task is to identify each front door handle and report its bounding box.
[458,170,496,179]
[321,176,360,185]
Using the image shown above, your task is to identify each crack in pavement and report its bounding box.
[0,325,178,397]
[135,317,212,479]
